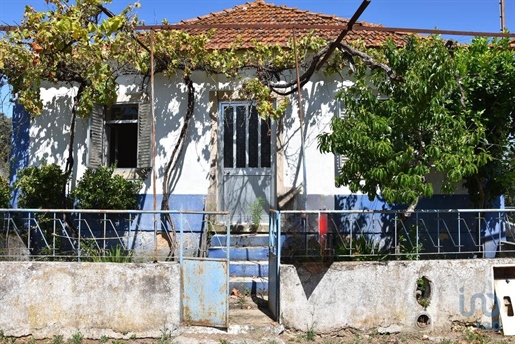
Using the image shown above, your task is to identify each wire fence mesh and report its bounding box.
[271,209,512,262]
[0,209,229,262]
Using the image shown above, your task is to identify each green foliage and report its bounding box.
[0,113,11,178]
[306,324,317,341]
[52,335,64,344]
[158,327,172,344]
[319,37,515,205]
[68,331,83,344]
[458,37,515,207]
[0,0,138,117]
[463,328,490,343]
[397,225,424,260]
[240,78,290,120]
[91,244,133,263]
[15,162,69,209]
[0,176,10,208]
[72,166,142,210]
[249,197,265,232]
[335,234,388,261]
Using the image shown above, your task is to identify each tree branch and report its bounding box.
[338,42,405,82]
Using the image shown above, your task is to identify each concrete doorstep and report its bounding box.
[173,294,285,344]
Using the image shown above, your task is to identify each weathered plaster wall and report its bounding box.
[280,259,514,334]
[0,262,181,339]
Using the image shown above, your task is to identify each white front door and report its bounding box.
[219,102,275,225]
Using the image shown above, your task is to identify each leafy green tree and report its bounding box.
[318,36,515,209]
[0,112,10,178]
[457,38,515,207]
[0,176,10,208]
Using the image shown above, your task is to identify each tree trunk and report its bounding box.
[160,76,196,256]
[61,83,85,239]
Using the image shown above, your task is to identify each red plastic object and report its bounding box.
[319,213,327,237]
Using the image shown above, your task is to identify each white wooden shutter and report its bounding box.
[88,104,105,169]
[137,102,152,169]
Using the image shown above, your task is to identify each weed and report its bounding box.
[158,327,172,344]
[68,331,83,344]
[335,234,388,261]
[112,340,125,344]
[0,330,4,340]
[129,333,137,340]
[237,295,246,309]
[219,340,229,344]
[416,278,426,294]
[99,335,108,343]
[91,245,133,263]
[249,197,265,232]
[306,325,316,341]
[52,335,64,344]
[27,338,36,344]
[418,297,431,309]
[397,224,424,260]
[463,328,490,344]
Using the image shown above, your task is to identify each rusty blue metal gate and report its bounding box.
[180,213,230,328]
[268,210,281,321]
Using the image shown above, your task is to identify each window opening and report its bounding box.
[106,103,139,168]
[222,103,271,169]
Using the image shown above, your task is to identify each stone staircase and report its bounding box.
[208,233,269,295]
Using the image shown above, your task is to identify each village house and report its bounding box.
[10,0,480,255]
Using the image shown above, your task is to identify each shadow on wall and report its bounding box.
[16,87,91,195]
[279,73,340,197]
[154,75,210,202]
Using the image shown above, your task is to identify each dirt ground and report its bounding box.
[3,328,515,344]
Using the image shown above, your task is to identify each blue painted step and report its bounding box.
[230,277,268,294]
[210,234,270,247]
[209,246,269,260]
[230,261,269,278]
[208,233,274,294]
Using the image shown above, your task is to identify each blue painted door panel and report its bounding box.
[182,258,229,328]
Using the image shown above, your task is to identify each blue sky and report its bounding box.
[1,0,514,116]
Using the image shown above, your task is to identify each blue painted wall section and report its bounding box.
[136,193,206,231]
[9,104,30,207]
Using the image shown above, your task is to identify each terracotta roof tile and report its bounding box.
[176,0,409,49]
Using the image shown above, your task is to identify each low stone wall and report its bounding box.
[0,262,181,339]
[280,259,515,334]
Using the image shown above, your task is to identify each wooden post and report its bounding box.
[500,0,506,31]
